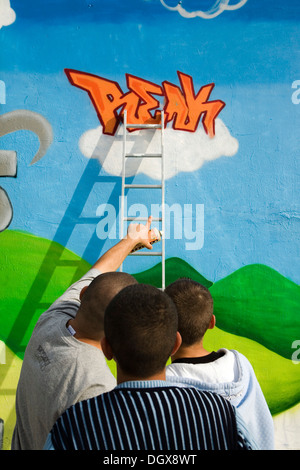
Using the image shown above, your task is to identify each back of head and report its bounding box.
[104,283,178,378]
[165,279,213,346]
[78,271,138,336]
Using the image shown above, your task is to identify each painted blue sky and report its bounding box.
[1,0,299,283]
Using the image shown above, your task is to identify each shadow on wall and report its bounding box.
[0,143,132,448]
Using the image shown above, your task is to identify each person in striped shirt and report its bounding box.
[44,283,258,451]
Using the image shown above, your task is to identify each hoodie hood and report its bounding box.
[166,349,246,405]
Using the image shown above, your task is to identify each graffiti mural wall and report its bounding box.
[0,0,299,450]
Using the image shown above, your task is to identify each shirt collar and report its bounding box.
[115,380,171,389]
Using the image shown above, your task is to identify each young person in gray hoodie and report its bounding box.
[165,278,274,450]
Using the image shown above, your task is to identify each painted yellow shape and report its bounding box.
[0,344,22,450]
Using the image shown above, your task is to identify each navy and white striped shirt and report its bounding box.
[46,381,255,450]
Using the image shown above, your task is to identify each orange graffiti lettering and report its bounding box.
[126,75,163,128]
[163,72,225,137]
[65,70,128,135]
[65,69,225,137]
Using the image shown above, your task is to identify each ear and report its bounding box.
[208,314,216,330]
[100,336,114,360]
[79,285,88,301]
[170,331,182,357]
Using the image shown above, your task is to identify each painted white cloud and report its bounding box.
[0,0,16,28]
[160,0,248,20]
[79,118,239,181]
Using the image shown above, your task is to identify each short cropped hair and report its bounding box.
[165,279,213,346]
[79,271,138,334]
[104,283,178,378]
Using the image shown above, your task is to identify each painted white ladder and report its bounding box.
[120,110,165,289]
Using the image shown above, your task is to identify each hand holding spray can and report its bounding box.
[131,227,162,253]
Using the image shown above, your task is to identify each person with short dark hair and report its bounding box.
[44,283,258,451]
[165,279,214,347]
[104,283,179,380]
[12,218,154,450]
[165,278,274,450]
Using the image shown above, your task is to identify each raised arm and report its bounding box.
[92,216,153,273]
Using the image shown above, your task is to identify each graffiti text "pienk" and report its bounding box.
[65,70,225,138]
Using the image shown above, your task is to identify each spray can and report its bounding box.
[131,227,162,253]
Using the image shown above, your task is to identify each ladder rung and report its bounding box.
[129,251,162,256]
[126,123,162,129]
[124,184,162,189]
[121,109,165,289]
[124,217,162,221]
[125,153,162,158]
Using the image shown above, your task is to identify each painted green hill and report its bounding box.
[0,231,210,359]
[0,230,90,359]
[133,256,213,288]
[209,264,300,360]
[1,230,299,363]
[203,326,300,416]
[0,229,300,415]
[134,259,300,361]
